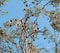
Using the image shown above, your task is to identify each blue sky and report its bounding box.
[0,0,60,53]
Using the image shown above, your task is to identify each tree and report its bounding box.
[0,0,8,15]
[0,0,60,53]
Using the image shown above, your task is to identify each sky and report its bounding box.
[0,0,60,53]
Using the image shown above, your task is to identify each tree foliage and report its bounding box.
[0,0,60,53]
